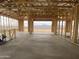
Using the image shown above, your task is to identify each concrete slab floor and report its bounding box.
[0,32,79,59]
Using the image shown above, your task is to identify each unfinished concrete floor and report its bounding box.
[0,32,79,59]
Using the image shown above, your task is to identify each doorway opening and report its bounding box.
[57,20,66,35]
[24,20,28,32]
[34,21,52,33]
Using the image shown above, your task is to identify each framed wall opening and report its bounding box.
[60,20,66,35]
[57,20,66,35]
[0,15,18,39]
[24,20,28,32]
[34,21,52,33]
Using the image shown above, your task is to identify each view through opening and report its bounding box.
[57,20,66,35]
[24,20,28,32]
[34,21,52,32]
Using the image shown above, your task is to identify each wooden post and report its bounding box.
[67,21,70,32]
[18,19,24,32]
[61,20,63,36]
[65,21,67,37]
[51,20,55,32]
[72,20,78,43]
[54,20,57,35]
[13,29,16,39]
[58,20,61,35]
[51,20,54,32]
[72,5,78,43]
[9,30,11,38]
[70,20,72,39]
[28,18,33,33]
[65,21,70,37]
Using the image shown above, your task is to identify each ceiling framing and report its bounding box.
[0,0,79,20]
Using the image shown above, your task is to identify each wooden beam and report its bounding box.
[70,20,72,39]
[65,20,71,37]
[65,20,67,37]
[53,20,57,35]
[15,1,78,4]
[58,20,61,35]
[51,20,54,32]
[72,5,78,43]
[18,19,24,31]
[28,18,33,33]
[61,20,63,36]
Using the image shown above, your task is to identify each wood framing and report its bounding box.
[28,19,33,33]
[18,19,24,31]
